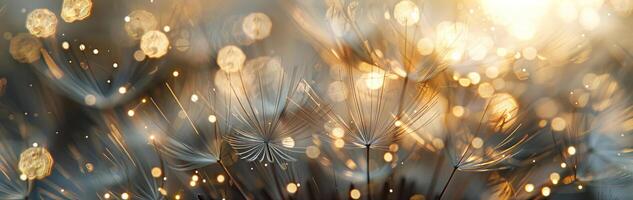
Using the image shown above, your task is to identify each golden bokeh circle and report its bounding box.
[18,147,54,180]
[124,10,158,40]
[9,33,42,63]
[140,30,170,58]
[26,9,58,38]
[61,0,93,23]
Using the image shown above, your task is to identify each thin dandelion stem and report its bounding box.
[165,83,200,136]
[149,140,167,189]
[366,145,372,200]
[395,77,410,117]
[269,163,286,200]
[266,143,286,200]
[218,160,251,200]
[199,171,216,199]
[333,164,339,196]
[438,166,458,200]
[426,153,445,197]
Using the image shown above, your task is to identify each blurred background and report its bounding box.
[1,0,633,199]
